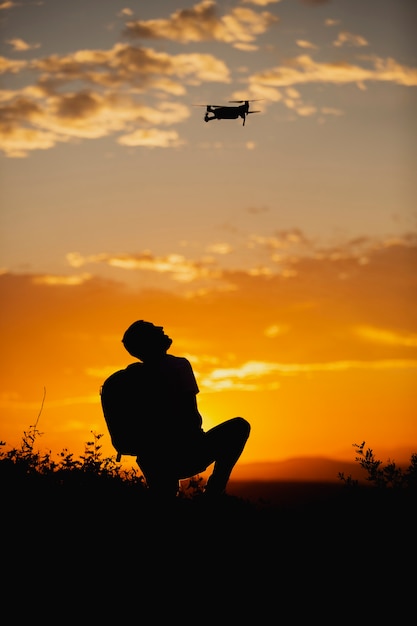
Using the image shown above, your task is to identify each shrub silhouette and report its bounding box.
[338,440,417,490]
[0,422,146,499]
[0,422,209,502]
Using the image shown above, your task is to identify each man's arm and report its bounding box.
[190,393,203,429]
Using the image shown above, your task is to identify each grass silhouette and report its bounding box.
[2,421,415,516]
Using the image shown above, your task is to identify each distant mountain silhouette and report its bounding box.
[224,457,370,506]
[230,456,366,482]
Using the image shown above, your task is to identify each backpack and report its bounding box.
[100,363,146,462]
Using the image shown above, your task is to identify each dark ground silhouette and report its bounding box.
[2,420,415,621]
[3,468,414,622]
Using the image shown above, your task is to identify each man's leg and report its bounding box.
[136,457,179,500]
[203,417,250,496]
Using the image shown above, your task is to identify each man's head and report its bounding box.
[122,320,172,361]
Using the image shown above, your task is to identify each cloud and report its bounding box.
[123,0,278,47]
[333,31,369,48]
[117,128,184,148]
[242,0,281,6]
[66,250,221,284]
[0,394,101,411]
[6,38,41,52]
[63,232,417,307]
[0,1,44,13]
[30,44,230,90]
[354,326,417,348]
[118,8,133,17]
[63,229,315,292]
[0,41,232,156]
[233,42,258,52]
[246,53,417,113]
[250,53,417,90]
[199,357,417,392]
[206,243,234,255]
[33,273,93,286]
[296,40,318,50]
[0,125,63,158]
[0,56,27,73]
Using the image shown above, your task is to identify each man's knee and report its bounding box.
[232,416,251,441]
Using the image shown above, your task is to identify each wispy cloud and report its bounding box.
[249,53,417,90]
[0,43,229,156]
[33,273,92,286]
[325,19,341,27]
[66,250,221,284]
[296,40,318,50]
[354,326,417,348]
[6,38,41,51]
[247,53,417,115]
[117,128,184,148]
[242,0,281,6]
[0,395,100,411]
[332,31,369,48]
[0,1,44,11]
[123,0,278,48]
[199,358,417,392]
[61,232,417,300]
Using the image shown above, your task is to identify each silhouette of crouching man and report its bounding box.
[105,320,250,500]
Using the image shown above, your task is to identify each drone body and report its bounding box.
[194,100,261,126]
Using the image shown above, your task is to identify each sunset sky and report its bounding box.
[1,0,416,477]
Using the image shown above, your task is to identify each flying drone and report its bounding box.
[194,100,262,126]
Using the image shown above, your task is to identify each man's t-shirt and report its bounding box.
[138,354,203,436]
[101,354,204,461]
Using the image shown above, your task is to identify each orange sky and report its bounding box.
[1,236,416,476]
[1,1,416,480]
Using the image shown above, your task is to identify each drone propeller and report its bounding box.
[228,99,263,103]
[244,110,261,125]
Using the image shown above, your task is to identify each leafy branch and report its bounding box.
[339,441,417,490]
